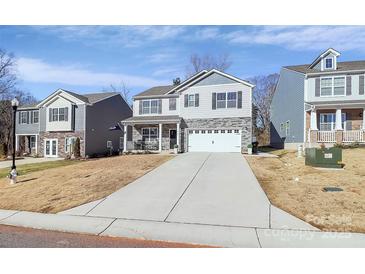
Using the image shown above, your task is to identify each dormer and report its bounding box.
[309,48,341,71]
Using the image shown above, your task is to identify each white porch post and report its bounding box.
[35,135,38,154]
[363,108,365,130]
[123,124,127,152]
[335,108,343,130]
[176,122,180,152]
[310,109,318,130]
[159,123,162,152]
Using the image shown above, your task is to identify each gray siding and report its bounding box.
[85,94,132,156]
[39,108,46,132]
[193,72,237,86]
[15,110,39,134]
[270,68,305,147]
[74,104,86,131]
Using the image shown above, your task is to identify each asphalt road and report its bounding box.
[0,224,209,248]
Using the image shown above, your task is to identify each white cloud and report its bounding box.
[17,57,166,88]
[37,26,187,48]
[225,26,365,52]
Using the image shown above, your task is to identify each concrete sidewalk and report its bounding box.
[0,157,63,169]
[0,208,364,247]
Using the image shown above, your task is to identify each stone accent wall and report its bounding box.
[181,117,252,153]
[39,131,85,158]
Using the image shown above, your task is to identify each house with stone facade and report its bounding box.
[121,69,254,153]
[271,48,365,149]
[15,89,132,158]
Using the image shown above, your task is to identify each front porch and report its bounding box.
[121,116,182,153]
[15,134,39,156]
[307,106,365,144]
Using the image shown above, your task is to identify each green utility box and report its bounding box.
[305,147,343,168]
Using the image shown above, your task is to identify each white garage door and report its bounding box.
[188,129,241,152]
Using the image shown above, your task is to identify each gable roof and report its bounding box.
[37,89,119,107]
[285,60,365,74]
[309,48,341,69]
[134,69,253,98]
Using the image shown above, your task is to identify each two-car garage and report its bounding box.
[187,129,241,152]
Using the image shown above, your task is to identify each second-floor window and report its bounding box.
[320,77,345,96]
[32,110,39,123]
[169,98,176,110]
[19,110,39,124]
[216,92,237,109]
[20,111,28,124]
[141,100,160,114]
[49,107,69,122]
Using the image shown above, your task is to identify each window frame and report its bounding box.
[320,76,346,97]
[32,110,39,124]
[141,99,159,114]
[106,140,113,148]
[285,120,290,136]
[20,111,28,124]
[324,57,334,69]
[30,136,36,149]
[169,98,177,111]
[188,94,195,107]
[142,127,158,142]
[216,92,237,109]
[319,113,347,131]
[65,137,77,153]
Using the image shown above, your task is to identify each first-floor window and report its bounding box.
[65,137,77,153]
[319,113,346,131]
[142,128,158,141]
[30,136,36,149]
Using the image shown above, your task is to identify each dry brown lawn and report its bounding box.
[0,154,172,213]
[246,148,365,233]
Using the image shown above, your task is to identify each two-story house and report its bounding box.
[16,89,132,158]
[121,69,254,153]
[271,48,365,149]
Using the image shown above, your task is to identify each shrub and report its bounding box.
[319,143,326,150]
[73,138,81,158]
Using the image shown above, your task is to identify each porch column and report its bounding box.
[123,124,127,152]
[310,109,318,130]
[335,108,343,130]
[176,122,180,152]
[363,108,365,130]
[158,123,162,152]
[35,135,38,154]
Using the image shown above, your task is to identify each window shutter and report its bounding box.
[360,75,365,95]
[65,107,69,121]
[184,94,188,107]
[212,93,216,110]
[315,78,320,97]
[26,111,30,124]
[18,112,21,124]
[49,108,52,122]
[139,101,142,115]
[237,91,242,109]
[346,76,352,95]
[158,99,162,114]
[195,93,199,107]
[30,111,33,124]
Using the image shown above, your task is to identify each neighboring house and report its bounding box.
[271,48,365,149]
[121,69,254,153]
[16,89,132,158]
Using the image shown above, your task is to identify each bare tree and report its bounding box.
[186,53,232,77]
[0,48,37,156]
[0,49,17,97]
[250,73,279,145]
[105,82,132,106]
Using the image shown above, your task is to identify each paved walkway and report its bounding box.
[0,157,63,169]
[0,153,363,247]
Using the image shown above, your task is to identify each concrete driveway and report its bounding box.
[62,152,271,228]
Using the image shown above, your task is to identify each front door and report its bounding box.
[169,129,177,149]
[44,139,58,157]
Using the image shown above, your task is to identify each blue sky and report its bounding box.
[2,25,365,100]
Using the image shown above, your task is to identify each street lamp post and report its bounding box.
[9,98,19,184]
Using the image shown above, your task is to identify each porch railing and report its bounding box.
[343,130,364,143]
[317,131,336,143]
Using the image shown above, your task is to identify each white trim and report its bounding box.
[37,89,88,108]
[44,138,58,158]
[309,48,341,69]
[323,57,334,70]
[319,75,346,97]
[166,70,208,94]
[175,69,254,92]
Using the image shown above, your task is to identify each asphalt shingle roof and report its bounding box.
[285,60,365,74]
[134,85,174,97]
[121,115,181,123]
